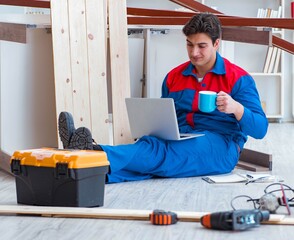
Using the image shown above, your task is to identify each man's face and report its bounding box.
[186,33,219,68]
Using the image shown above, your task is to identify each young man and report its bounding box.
[58,13,268,183]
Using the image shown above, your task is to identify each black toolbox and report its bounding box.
[10,148,109,207]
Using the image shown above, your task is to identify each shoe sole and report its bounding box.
[58,112,75,149]
[69,127,93,150]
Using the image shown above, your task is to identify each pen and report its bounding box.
[246,174,254,179]
[245,176,274,185]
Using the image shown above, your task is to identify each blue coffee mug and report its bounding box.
[198,91,217,113]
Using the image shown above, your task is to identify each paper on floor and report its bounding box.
[202,172,282,184]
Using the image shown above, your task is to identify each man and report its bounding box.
[58,13,268,183]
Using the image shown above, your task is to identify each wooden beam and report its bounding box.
[238,148,272,172]
[222,27,272,46]
[272,35,294,55]
[128,16,294,54]
[51,0,111,146]
[128,16,189,26]
[169,0,222,15]
[85,0,110,144]
[67,0,92,129]
[0,205,294,225]
[127,7,196,17]
[108,0,133,144]
[128,16,294,30]
[0,22,26,43]
[50,0,74,148]
[0,0,50,8]
[220,17,294,30]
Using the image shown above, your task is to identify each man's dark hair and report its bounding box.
[182,13,222,44]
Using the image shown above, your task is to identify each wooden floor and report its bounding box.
[0,123,293,240]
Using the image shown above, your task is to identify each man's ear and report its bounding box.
[214,39,220,49]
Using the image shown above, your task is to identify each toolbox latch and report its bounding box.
[11,159,21,175]
[55,163,69,179]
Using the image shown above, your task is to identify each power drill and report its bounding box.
[201,209,270,231]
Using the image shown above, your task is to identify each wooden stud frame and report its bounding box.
[222,27,272,46]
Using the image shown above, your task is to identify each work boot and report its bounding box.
[58,111,104,150]
[58,112,76,149]
[69,127,93,150]
[69,127,104,151]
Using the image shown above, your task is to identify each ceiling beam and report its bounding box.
[0,0,50,8]
[128,16,294,30]
[222,27,271,46]
[169,0,222,15]
[272,35,294,55]
[220,17,294,30]
[127,7,196,17]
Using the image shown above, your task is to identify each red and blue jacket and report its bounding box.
[161,52,268,149]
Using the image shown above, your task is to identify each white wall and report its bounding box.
[0,28,57,154]
[147,29,188,98]
[0,5,50,14]
[283,0,294,120]
[0,5,23,14]
[127,0,179,10]
[127,0,189,98]
[128,38,145,98]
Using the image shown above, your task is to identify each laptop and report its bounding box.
[125,98,204,141]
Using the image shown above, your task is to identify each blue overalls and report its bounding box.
[101,53,268,183]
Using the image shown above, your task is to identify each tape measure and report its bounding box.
[149,209,178,225]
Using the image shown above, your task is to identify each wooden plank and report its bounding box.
[128,17,272,46]
[0,0,50,8]
[85,0,110,144]
[52,0,111,145]
[273,35,294,55]
[51,0,74,147]
[236,161,270,172]
[67,0,92,128]
[0,205,294,225]
[127,16,189,26]
[108,0,132,144]
[127,7,196,17]
[238,148,272,171]
[169,0,222,15]
[128,16,294,54]
[128,16,294,30]
[220,17,294,30]
[222,27,272,46]
[0,22,26,43]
